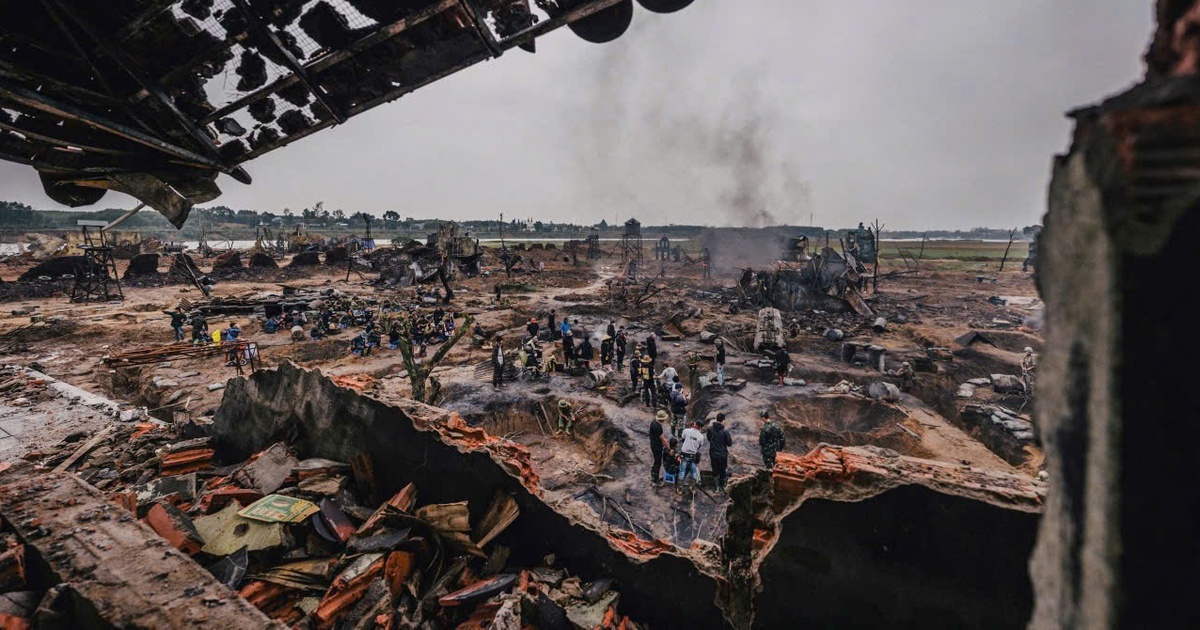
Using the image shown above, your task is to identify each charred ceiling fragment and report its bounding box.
[0,0,692,226]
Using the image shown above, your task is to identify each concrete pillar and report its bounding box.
[1030,11,1200,626]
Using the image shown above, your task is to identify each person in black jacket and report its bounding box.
[645,334,658,373]
[600,335,613,367]
[773,345,790,386]
[491,336,506,389]
[707,414,733,491]
[614,329,627,368]
[164,308,187,342]
[578,337,594,370]
[650,410,669,484]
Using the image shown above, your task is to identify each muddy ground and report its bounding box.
[0,243,1043,550]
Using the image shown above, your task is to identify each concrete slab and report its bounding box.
[0,463,282,627]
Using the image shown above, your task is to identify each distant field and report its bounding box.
[878,239,1029,262]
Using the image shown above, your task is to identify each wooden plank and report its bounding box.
[53,425,116,472]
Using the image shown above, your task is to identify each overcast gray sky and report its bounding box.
[0,1,1154,229]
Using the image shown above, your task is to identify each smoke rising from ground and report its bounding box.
[571,19,811,228]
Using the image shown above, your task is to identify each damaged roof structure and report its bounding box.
[0,0,694,226]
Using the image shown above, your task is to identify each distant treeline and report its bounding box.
[0,200,1035,241]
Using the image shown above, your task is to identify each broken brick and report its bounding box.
[0,545,23,591]
[144,502,204,555]
[159,448,214,475]
[314,554,385,627]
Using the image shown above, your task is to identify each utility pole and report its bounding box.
[871,219,884,293]
[499,212,511,278]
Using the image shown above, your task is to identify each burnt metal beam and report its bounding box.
[0,60,125,109]
[116,0,178,44]
[0,76,223,169]
[0,133,126,173]
[0,117,137,156]
[460,0,504,56]
[203,0,462,125]
[37,0,122,101]
[501,0,625,49]
[45,0,251,183]
[238,46,492,162]
[230,0,345,124]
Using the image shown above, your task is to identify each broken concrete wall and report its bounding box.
[211,362,729,628]
[756,485,1036,628]
[724,446,1043,629]
[0,462,279,628]
[1032,21,1200,625]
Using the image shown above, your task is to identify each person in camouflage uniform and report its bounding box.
[896,361,915,392]
[757,409,785,469]
[1021,347,1038,394]
[638,354,656,408]
[685,351,702,397]
[557,399,575,436]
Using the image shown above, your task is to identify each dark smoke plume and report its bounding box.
[571,19,811,228]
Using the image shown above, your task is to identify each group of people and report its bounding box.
[648,408,787,492]
[167,307,243,349]
[169,291,466,362]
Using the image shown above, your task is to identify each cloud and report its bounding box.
[0,0,1153,230]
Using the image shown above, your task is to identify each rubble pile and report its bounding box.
[10,421,651,628]
[959,403,1037,465]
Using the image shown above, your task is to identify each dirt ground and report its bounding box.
[0,242,1044,546]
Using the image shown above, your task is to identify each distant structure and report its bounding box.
[655,236,671,261]
[621,218,644,280]
[71,220,123,303]
[585,230,602,260]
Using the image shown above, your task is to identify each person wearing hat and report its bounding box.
[526,317,539,341]
[630,350,642,390]
[895,360,915,392]
[638,354,656,408]
[650,409,670,484]
[556,399,575,436]
[1021,347,1037,393]
[600,334,613,367]
[715,337,727,387]
[758,409,786,469]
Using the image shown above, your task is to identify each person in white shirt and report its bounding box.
[657,365,678,391]
[678,420,707,486]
